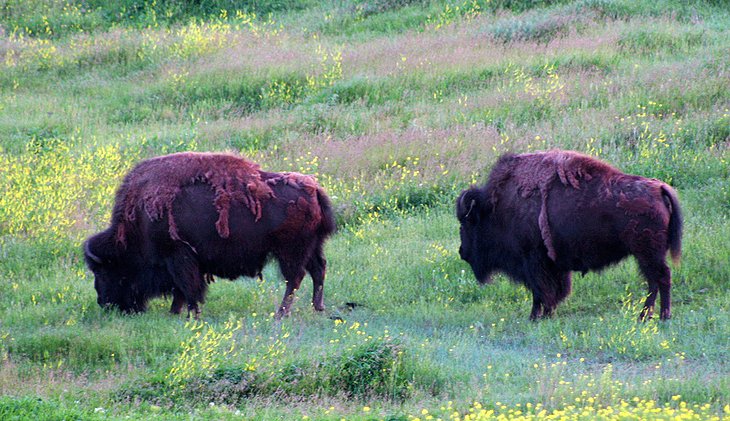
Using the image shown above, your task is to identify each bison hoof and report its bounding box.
[659,309,671,320]
[275,308,290,320]
[313,305,325,312]
[639,306,654,322]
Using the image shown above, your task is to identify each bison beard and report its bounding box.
[84,152,336,319]
[457,150,682,321]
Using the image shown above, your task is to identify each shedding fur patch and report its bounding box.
[490,150,619,261]
[114,152,274,244]
[265,172,323,232]
[265,172,319,197]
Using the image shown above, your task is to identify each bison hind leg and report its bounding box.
[306,245,327,312]
[276,269,305,320]
[275,254,307,319]
[637,257,671,321]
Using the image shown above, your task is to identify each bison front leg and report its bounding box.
[529,294,544,321]
[542,271,572,319]
[165,249,207,320]
[528,274,570,321]
[170,288,185,314]
[526,257,570,320]
[531,295,557,320]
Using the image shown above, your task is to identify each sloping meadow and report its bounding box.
[0,0,729,419]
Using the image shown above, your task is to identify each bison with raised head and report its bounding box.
[84,152,336,319]
[456,150,682,320]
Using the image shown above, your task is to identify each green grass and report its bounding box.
[1,0,729,419]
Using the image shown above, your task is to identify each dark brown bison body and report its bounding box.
[456,150,682,320]
[84,152,336,319]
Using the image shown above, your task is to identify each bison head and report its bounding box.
[456,188,493,284]
[84,232,148,313]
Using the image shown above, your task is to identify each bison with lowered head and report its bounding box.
[456,150,682,320]
[84,152,336,319]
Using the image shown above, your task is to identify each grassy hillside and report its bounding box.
[1,0,728,419]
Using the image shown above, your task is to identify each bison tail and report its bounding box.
[316,188,337,238]
[661,185,683,265]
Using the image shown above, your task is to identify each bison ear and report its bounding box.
[457,189,489,223]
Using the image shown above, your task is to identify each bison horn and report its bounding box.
[458,191,468,213]
[464,199,476,219]
[84,240,103,264]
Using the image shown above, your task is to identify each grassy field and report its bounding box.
[0,0,729,419]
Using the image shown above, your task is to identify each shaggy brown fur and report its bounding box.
[457,150,682,321]
[85,152,336,319]
[264,171,324,232]
[489,150,621,261]
[113,152,274,244]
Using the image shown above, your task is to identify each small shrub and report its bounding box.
[352,0,428,19]
[336,338,411,400]
[488,0,571,13]
[489,7,588,44]
[121,329,428,406]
